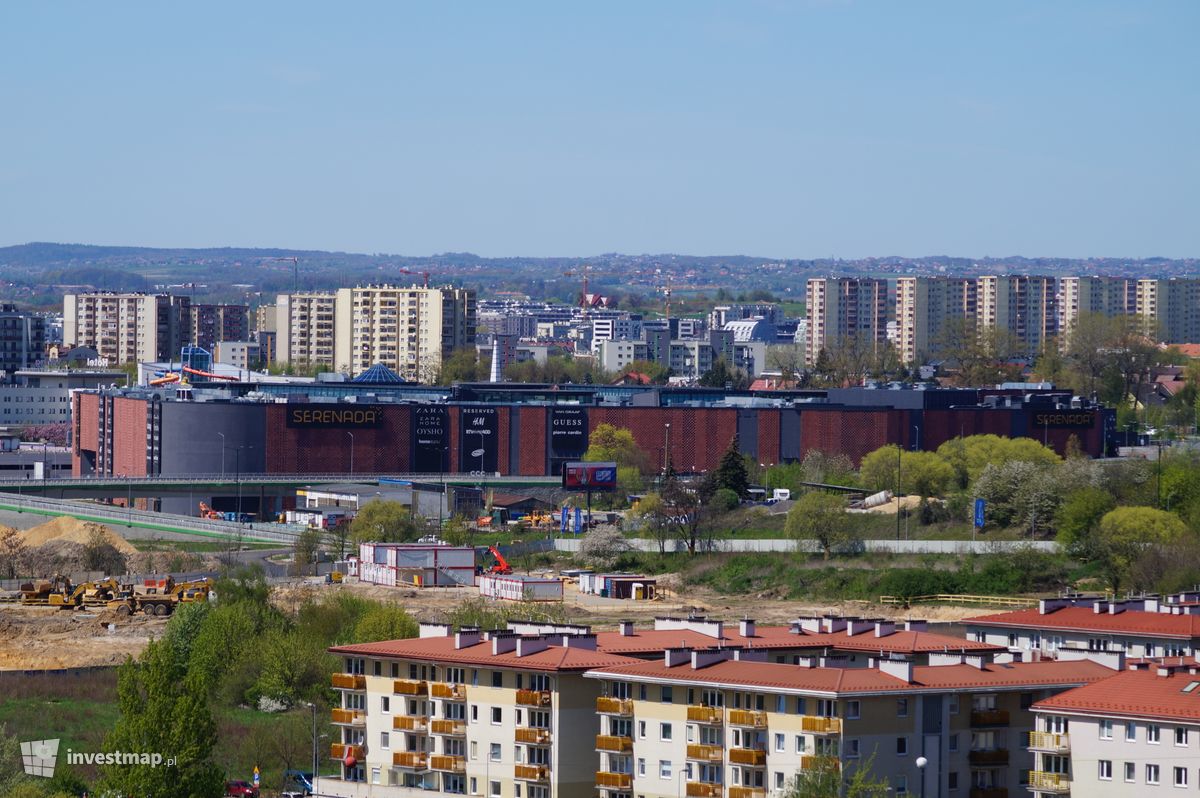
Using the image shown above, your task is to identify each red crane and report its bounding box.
[398,268,430,288]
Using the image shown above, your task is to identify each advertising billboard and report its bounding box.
[460,407,498,473]
[412,405,448,472]
[562,461,618,491]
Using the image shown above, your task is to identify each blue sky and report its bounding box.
[0,1,1196,258]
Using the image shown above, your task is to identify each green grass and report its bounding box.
[130,539,281,553]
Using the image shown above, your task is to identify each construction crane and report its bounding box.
[262,256,300,292]
[660,275,674,319]
[562,263,594,315]
[397,268,431,288]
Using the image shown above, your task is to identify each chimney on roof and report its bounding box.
[1093,600,1108,614]
[419,622,453,638]
[927,652,966,667]
[1039,598,1071,615]
[846,618,873,636]
[619,620,635,637]
[1109,601,1127,615]
[455,629,482,649]
[664,647,692,668]
[732,648,767,662]
[516,636,549,658]
[964,653,993,670]
[821,616,847,634]
[792,617,822,634]
[874,620,896,638]
[739,619,756,637]
[878,658,914,684]
[692,648,733,669]
[560,633,597,650]
[903,619,927,632]
[491,632,518,655]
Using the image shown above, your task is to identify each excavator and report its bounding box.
[198,502,222,520]
[18,576,73,605]
[48,577,123,608]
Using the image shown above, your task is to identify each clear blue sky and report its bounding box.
[1,1,1196,259]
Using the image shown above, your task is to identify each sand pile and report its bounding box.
[18,516,138,555]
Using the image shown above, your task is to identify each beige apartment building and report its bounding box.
[895,277,977,365]
[1134,278,1200,344]
[324,624,637,798]
[1057,277,1135,341]
[804,278,889,366]
[63,292,191,365]
[276,292,338,368]
[976,276,1057,356]
[334,285,476,382]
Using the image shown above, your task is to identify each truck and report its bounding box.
[108,576,213,616]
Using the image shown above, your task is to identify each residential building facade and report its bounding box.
[1134,279,1200,344]
[63,292,191,365]
[804,278,888,366]
[276,292,337,368]
[188,303,249,351]
[895,278,976,365]
[976,276,1057,356]
[0,304,47,377]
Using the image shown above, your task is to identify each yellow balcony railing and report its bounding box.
[515,764,550,782]
[687,705,724,724]
[393,678,428,695]
[729,748,766,767]
[686,744,723,762]
[596,696,634,715]
[516,727,552,745]
[596,772,633,789]
[1027,731,1070,753]
[1028,772,1070,793]
[516,689,552,707]
[727,709,767,728]
[393,715,427,732]
[800,716,841,734]
[729,789,766,798]
[331,708,366,725]
[801,756,839,771]
[596,735,634,753]
[685,782,723,798]
[430,755,465,773]
[331,673,366,690]
[430,719,466,736]
[392,751,428,770]
[430,682,466,700]
[330,743,364,760]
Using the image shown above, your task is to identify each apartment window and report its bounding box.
[489,781,501,798]
[1174,767,1188,787]
[845,739,860,759]
[775,734,785,752]
[894,775,907,795]
[492,671,503,688]
[896,737,908,756]
[1126,722,1137,742]
[381,696,390,714]
[1148,724,1161,743]
[470,777,478,795]
[845,700,861,720]
[1098,760,1112,780]
[491,707,502,725]
[795,736,806,754]
[660,723,673,741]
[947,772,957,790]
[373,660,382,677]
[948,734,959,752]
[774,772,785,789]
[638,721,646,739]
[1175,727,1188,746]
[638,758,646,776]
[659,761,672,780]
[661,686,673,703]
[471,705,478,723]
[391,662,399,678]
[897,698,909,717]
[1147,764,1160,785]
[639,684,647,700]
[1124,762,1135,782]
[470,742,477,761]
[489,744,500,762]
[1099,719,1113,739]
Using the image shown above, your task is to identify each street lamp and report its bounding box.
[915,755,928,798]
[217,432,226,477]
[305,701,319,797]
[346,431,355,477]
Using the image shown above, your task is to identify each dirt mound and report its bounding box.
[19,516,138,555]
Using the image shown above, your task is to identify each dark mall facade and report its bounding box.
[71,382,1115,479]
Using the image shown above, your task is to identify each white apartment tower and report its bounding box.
[1134,279,1200,344]
[63,292,191,365]
[276,292,338,368]
[804,278,888,366]
[895,277,977,365]
[975,276,1058,355]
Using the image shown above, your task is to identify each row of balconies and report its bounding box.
[594,701,841,735]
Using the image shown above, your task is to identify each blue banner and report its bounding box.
[974,498,986,528]
[560,506,568,533]
[573,507,583,535]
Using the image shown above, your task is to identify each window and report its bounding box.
[489,781,501,798]
[471,705,478,722]
[638,758,646,776]
[1175,727,1188,746]
[638,721,646,739]
[659,761,672,780]
[1125,722,1136,742]
[1147,764,1160,785]
[844,738,860,759]
[1174,767,1188,787]
[894,775,907,795]
[491,707,502,725]
[948,734,959,752]
[380,732,390,750]
[662,686,673,703]
[774,772,784,789]
[948,772,957,790]
[1099,719,1113,739]
[381,696,390,714]
[896,737,908,756]
[492,671,503,688]
[639,684,647,701]
[1124,762,1135,782]
[470,742,477,761]
[775,734,785,752]
[660,723,673,741]
[845,700,860,719]
[795,736,806,754]
[1098,760,1112,780]
[1148,724,1161,744]
[489,743,500,762]
[470,777,478,794]
[897,698,909,717]
[373,660,382,677]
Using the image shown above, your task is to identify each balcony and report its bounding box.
[1027,732,1070,753]
[1027,772,1070,794]
[685,781,723,797]
[970,709,1010,727]
[969,789,1007,798]
[596,772,633,790]
[430,755,465,773]
[729,748,767,767]
[430,719,466,736]
[330,743,364,760]
[393,679,428,696]
[331,708,366,726]
[687,705,724,724]
[800,756,839,771]
[516,727,553,745]
[727,709,767,728]
[393,715,428,732]
[392,751,429,770]
[331,673,366,690]
[800,716,842,734]
[430,682,466,700]
[729,789,767,798]
[968,749,1009,766]
[516,689,552,707]
[514,764,550,783]
[597,696,634,716]
[687,744,723,762]
[596,735,634,753]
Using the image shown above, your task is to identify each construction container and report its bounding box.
[478,574,563,602]
[357,543,476,588]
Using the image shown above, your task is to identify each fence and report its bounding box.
[553,538,1059,555]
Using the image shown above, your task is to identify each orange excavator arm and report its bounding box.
[487,545,512,574]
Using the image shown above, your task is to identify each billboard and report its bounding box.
[548,407,589,460]
[562,461,618,491]
[412,405,448,472]
[460,407,499,473]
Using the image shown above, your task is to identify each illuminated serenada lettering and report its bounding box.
[287,408,382,427]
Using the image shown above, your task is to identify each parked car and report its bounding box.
[225,780,259,798]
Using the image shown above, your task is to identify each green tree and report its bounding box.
[1055,487,1116,559]
[293,527,321,576]
[619,360,670,384]
[783,753,890,798]
[437,347,484,383]
[347,604,419,644]
[785,491,855,560]
[858,446,954,497]
[699,357,749,389]
[441,515,474,546]
[632,493,673,554]
[1096,506,1191,593]
[349,499,422,545]
[585,423,650,472]
[714,435,750,497]
[100,640,223,798]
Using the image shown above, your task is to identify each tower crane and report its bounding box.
[398,268,431,288]
[262,256,300,292]
[563,263,594,316]
[660,275,674,319]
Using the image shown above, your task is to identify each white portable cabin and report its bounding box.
[478,574,564,602]
[358,542,476,587]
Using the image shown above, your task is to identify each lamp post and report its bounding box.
[346,431,355,477]
[663,423,672,477]
[217,431,226,476]
[305,701,318,797]
[895,442,902,541]
[915,755,927,798]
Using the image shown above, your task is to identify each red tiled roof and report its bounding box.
[1034,666,1200,722]
[593,625,1000,656]
[965,607,1200,640]
[1171,344,1200,359]
[330,637,639,672]
[586,657,1115,695]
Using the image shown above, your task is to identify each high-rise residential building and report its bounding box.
[0,304,47,377]
[1134,279,1200,344]
[894,278,977,365]
[333,285,476,382]
[63,292,191,365]
[804,278,888,365]
[276,292,337,368]
[254,304,277,333]
[188,304,249,352]
[1058,277,1136,341]
[975,275,1058,355]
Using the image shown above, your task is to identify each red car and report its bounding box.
[225,781,259,798]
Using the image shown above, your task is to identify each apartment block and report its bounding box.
[590,317,643,355]
[334,285,476,382]
[1029,659,1200,797]
[0,304,47,377]
[976,276,1058,355]
[804,278,888,366]
[276,292,337,368]
[895,278,977,365]
[323,624,637,798]
[1135,279,1200,344]
[1058,277,1136,341]
[188,303,249,351]
[63,292,191,365]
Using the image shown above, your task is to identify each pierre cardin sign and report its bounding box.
[286,407,384,428]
